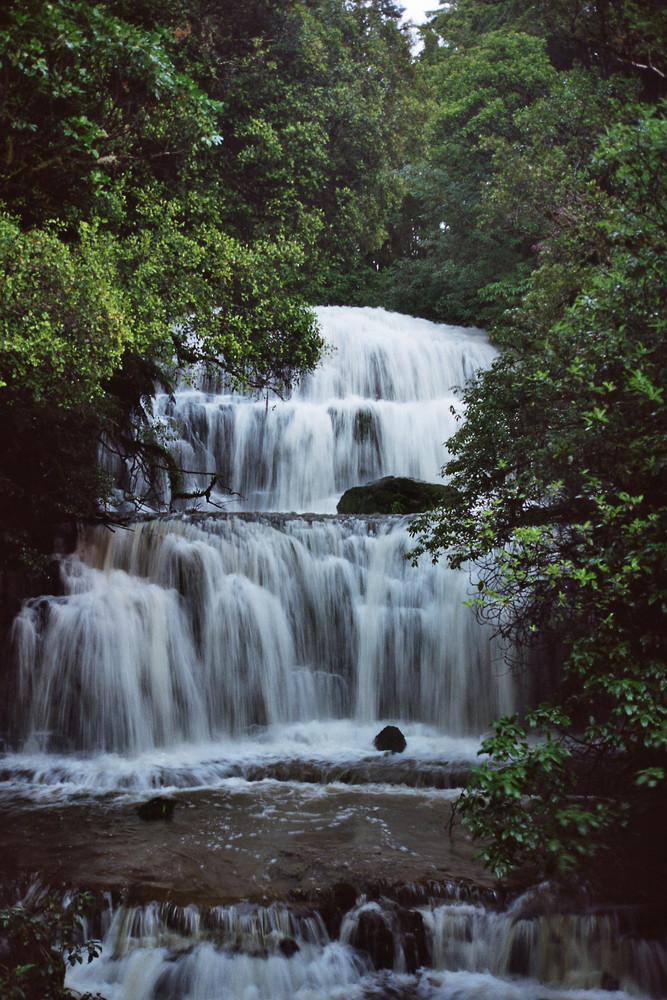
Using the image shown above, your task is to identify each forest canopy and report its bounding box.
[0,0,420,566]
[401,0,667,886]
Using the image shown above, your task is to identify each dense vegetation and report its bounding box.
[0,889,102,1000]
[1,0,665,896]
[0,0,420,566]
[404,1,667,890]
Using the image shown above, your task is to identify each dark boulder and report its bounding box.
[137,796,176,821]
[373,726,406,754]
[278,936,300,958]
[337,476,456,515]
[348,905,395,970]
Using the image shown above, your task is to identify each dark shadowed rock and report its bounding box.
[279,936,300,958]
[137,796,176,822]
[319,881,360,937]
[337,476,457,515]
[345,898,429,973]
[399,908,431,974]
[508,931,531,975]
[348,906,395,970]
[373,726,406,753]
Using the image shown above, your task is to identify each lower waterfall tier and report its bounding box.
[65,892,662,1000]
[5,876,663,1000]
[7,514,516,757]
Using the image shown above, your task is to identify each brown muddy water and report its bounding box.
[0,782,496,905]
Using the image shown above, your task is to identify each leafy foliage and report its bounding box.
[412,100,667,883]
[426,0,667,88]
[0,0,225,228]
[375,30,556,327]
[374,0,666,329]
[0,0,418,566]
[0,889,103,1000]
[392,0,667,890]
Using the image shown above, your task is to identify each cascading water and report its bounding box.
[1,307,665,1000]
[6,306,511,761]
[155,305,494,513]
[11,515,512,757]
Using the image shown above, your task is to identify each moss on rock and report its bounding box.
[337,476,456,515]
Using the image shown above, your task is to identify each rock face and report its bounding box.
[336,476,455,515]
[320,882,360,938]
[345,901,430,974]
[373,726,406,754]
[349,905,396,969]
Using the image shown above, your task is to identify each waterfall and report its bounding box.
[65,892,667,1000]
[6,306,512,760]
[11,514,512,756]
[156,306,495,513]
[6,307,658,1000]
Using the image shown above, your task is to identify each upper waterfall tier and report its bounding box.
[155,307,495,513]
[286,306,492,404]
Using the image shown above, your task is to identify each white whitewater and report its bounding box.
[157,305,494,512]
[67,894,667,1000]
[9,306,511,762]
[11,515,512,758]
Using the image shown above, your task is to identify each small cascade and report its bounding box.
[63,891,667,1000]
[423,900,667,996]
[82,902,366,1000]
[66,899,369,1000]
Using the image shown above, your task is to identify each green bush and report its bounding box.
[0,889,104,1000]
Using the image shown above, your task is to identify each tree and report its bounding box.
[372,0,667,328]
[156,0,424,302]
[426,0,667,89]
[411,103,667,886]
[373,30,557,327]
[0,0,420,566]
[0,0,321,565]
[0,215,134,565]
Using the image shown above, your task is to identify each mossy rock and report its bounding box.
[337,476,456,515]
[137,796,176,821]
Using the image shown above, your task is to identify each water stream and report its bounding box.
[1,307,664,998]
